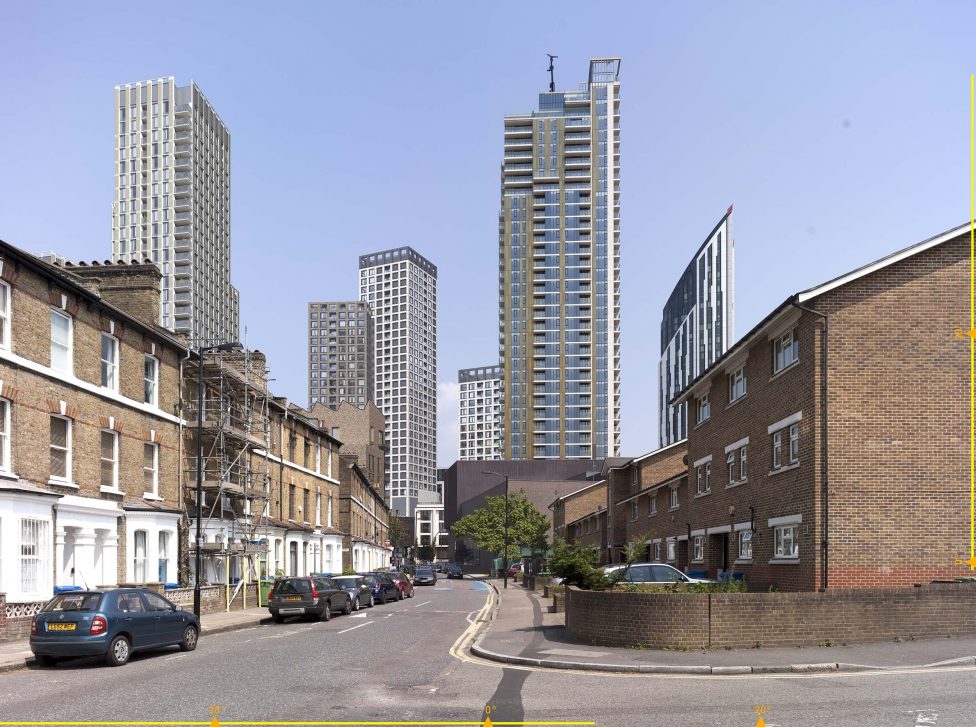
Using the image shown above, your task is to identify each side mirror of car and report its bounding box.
[173,604,183,611]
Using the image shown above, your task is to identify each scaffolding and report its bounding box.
[182,348,273,605]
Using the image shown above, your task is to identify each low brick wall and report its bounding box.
[565,583,976,649]
[551,591,566,613]
[0,594,46,642]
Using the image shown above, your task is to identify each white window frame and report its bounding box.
[99,429,119,491]
[696,393,710,423]
[158,531,170,582]
[670,487,679,510]
[692,535,704,562]
[100,333,119,391]
[0,280,10,350]
[788,423,800,464]
[50,309,73,374]
[133,529,147,582]
[774,525,798,559]
[49,415,72,483]
[630,501,638,520]
[740,445,748,480]
[727,451,736,483]
[705,462,711,492]
[728,366,746,402]
[772,430,783,469]
[649,492,657,516]
[653,542,661,561]
[0,397,11,475]
[773,327,799,374]
[20,518,49,598]
[738,530,753,560]
[143,441,159,498]
[144,355,159,406]
[666,540,676,563]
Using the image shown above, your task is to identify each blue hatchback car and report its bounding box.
[30,588,200,667]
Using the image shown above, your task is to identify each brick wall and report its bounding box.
[566,583,976,648]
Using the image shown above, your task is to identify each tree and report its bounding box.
[450,490,550,562]
[548,537,609,589]
[388,514,410,548]
[416,543,436,562]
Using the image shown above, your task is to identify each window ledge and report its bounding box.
[768,557,800,565]
[770,359,800,382]
[725,479,748,490]
[648,511,657,517]
[734,558,753,565]
[693,418,710,430]
[669,506,680,512]
[48,479,79,489]
[100,486,125,496]
[691,560,704,565]
[726,394,747,410]
[0,470,20,481]
[694,490,711,499]
[142,493,164,501]
[768,463,800,477]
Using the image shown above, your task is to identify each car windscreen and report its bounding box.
[274,579,312,594]
[333,577,362,587]
[44,592,103,612]
[416,568,433,575]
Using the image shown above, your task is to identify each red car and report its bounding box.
[389,572,414,600]
[507,563,522,578]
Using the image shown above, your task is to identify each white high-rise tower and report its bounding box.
[359,247,437,517]
[111,78,239,345]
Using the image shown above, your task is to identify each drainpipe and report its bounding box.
[792,300,829,590]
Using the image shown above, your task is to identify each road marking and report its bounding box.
[164,654,186,661]
[349,613,368,619]
[432,587,452,591]
[911,710,939,725]
[413,600,432,608]
[337,622,374,635]
[383,613,394,619]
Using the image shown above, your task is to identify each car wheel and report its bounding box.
[320,602,331,621]
[34,655,58,668]
[408,589,414,598]
[106,635,131,667]
[179,625,198,652]
[396,589,403,601]
[342,597,352,615]
[367,595,374,608]
[352,596,360,611]
[379,593,386,605]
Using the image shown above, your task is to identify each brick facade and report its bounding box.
[309,401,387,496]
[566,583,976,649]
[552,480,608,554]
[0,244,185,605]
[337,453,391,572]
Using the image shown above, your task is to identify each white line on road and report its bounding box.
[337,622,374,634]
[412,600,432,608]
[383,613,393,619]
[165,654,186,661]
[349,613,368,618]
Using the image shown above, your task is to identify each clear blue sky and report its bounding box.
[0,1,971,465]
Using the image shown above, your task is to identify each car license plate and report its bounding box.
[47,623,76,631]
[285,596,302,601]
[279,608,303,614]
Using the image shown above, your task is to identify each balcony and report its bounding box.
[175,115,191,131]
[174,103,191,116]
[174,305,192,319]
[174,196,191,211]
[174,144,191,157]
[174,211,191,223]
[174,238,191,252]
[175,130,191,143]
[174,158,190,172]
[174,224,192,239]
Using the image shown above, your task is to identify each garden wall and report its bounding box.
[565,583,976,648]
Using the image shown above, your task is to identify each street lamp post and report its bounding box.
[193,341,243,618]
[483,471,510,589]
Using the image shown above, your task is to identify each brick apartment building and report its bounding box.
[336,452,391,571]
[309,401,386,498]
[0,243,186,605]
[655,223,967,590]
[552,479,609,554]
[564,223,968,591]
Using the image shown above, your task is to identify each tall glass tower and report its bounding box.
[659,208,735,446]
[499,59,621,460]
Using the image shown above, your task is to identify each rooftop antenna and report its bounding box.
[547,54,558,92]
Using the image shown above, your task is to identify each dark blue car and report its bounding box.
[30,588,200,667]
[360,573,398,604]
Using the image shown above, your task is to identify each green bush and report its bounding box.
[548,537,613,589]
[342,567,357,576]
[612,578,747,594]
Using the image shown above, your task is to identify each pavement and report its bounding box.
[471,579,976,675]
[0,605,269,672]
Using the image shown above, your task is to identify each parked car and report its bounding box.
[507,562,523,578]
[414,566,437,585]
[603,563,717,585]
[446,564,464,579]
[268,576,351,623]
[388,572,414,600]
[30,588,199,668]
[361,573,399,604]
[331,575,375,610]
